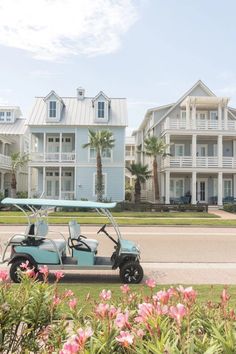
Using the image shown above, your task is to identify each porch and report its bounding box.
[29,166,76,200]
[161,172,236,206]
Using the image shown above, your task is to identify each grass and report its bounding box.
[56,283,236,309]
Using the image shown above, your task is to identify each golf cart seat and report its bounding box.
[9,223,36,244]
[68,220,98,252]
[35,220,66,252]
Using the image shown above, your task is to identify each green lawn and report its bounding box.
[56,283,236,308]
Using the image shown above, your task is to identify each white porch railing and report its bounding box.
[30,152,76,162]
[163,156,236,168]
[61,191,75,200]
[162,117,236,132]
[0,154,11,168]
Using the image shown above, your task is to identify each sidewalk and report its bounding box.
[208,209,236,219]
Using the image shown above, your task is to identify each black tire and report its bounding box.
[120,261,144,284]
[9,258,35,283]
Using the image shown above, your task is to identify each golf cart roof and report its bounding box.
[1,198,117,209]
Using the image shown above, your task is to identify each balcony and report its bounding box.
[0,154,11,168]
[30,152,76,163]
[162,118,236,132]
[162,156,236,169]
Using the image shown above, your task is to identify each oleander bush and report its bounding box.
[0,266,236,353]
[223,203,236,213]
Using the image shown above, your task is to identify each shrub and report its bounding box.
[1,267,236,353]
[16,191,28,198]
[223,204,236,213]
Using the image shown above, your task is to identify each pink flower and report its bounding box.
[53,295,61,306]
[25,268,36,278]
[53,271,65,282]
[108,305,119,319]
[95,303,110,318]
[68,298,77,310]
[178,286,197,303]
[135,328,145,338]
[77,327,93,347]
[39,265,49,280]
[99,289,112,301]
[120,284,130,294]
[169,303,186,325]
[145,278,156,289]
[0,270,8,282]
[20,260,29,269]
[221,288,230,303]
[155,303,169,316]
[64,289,75,298]
[114,311,130,329]
[153,290,170,305]
[135,302,154,323]
[60,335,80,354]
[116,331,134,347]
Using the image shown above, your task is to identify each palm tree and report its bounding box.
[82,130,115,201]
[10,152,29,198]
[144,136,170,202]
[127,163,152,203]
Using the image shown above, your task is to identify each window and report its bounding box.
[98,102,105,118]
[90,147,112,159]
[94,173,106,196]
[210,111,218,121]
[48,137,54,143]
[0,112,4,121]
[224,180,232,197]
[175,144,184,156]
[49,101,57,118]
[170,178,184,198]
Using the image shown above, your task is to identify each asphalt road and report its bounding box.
[1,225,236,284]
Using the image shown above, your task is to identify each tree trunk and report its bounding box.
[96,150,103,202]
[153,157,160,201]
[11,172,17,198]
[134,179,141,203]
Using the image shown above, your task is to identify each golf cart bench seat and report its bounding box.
[68,220,98,252]
[38,239,66,252]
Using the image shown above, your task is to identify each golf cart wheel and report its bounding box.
[120,261,143,284]
[10,258,35,283]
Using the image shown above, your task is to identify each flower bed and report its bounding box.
[0,267,235,353]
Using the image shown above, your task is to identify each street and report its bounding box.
[1,225,236,284]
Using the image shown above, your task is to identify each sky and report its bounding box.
[0,0,236,135]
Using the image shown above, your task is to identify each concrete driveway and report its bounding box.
[1,225,236,284]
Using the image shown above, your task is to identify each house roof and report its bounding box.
[28,96,127,127]
[0,118,27,135]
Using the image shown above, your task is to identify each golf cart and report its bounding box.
[1,198,143,284]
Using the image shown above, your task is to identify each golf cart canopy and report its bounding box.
[1,198,117,209]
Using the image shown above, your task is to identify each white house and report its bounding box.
[133,80,236,206]
[27,88,127,201]
[0,106,28,196]
[125,136,135,187]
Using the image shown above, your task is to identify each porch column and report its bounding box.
[29,133,32,155]
[2,142,5,155]
[165,133,170,154]
[59,132,62,162]
[59,166,62,199]
[42,167,46,197]
[165,170,170,204]
[191,171,196,204]
[218,135,223,168]
[234,174,236,199]
[192,134,197,168]
[186,101,190,129]
[218,171,223,206]
[165,116,170,130]
[224,105,228,130]
[28,166,31,198]
[218,103,222,129]
[43,133,46,162]
[192,104,196,129]
[0,172,5,192]
[74,167,77,199]
[161,173,165,203]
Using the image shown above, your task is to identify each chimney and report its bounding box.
[77,87,85,100]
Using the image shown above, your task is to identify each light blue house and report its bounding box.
[27,87,127,201]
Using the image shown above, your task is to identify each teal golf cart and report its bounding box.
[1,198,143,284]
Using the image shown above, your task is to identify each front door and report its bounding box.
[46,171,59,198]
[196,178,208,203]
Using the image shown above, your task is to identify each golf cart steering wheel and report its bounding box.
[97,224,106,235]
[68,236,91,252]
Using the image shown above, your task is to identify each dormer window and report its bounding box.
[0,112,4,121]
[98,102,105,118]
[49,101,57,118]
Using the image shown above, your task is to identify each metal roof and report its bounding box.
[0,118,27,135]
[28,96,127,127]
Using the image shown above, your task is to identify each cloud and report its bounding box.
[0,0,139,61]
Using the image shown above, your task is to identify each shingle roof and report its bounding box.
[28,96,127,126]
[0,118,27,135]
